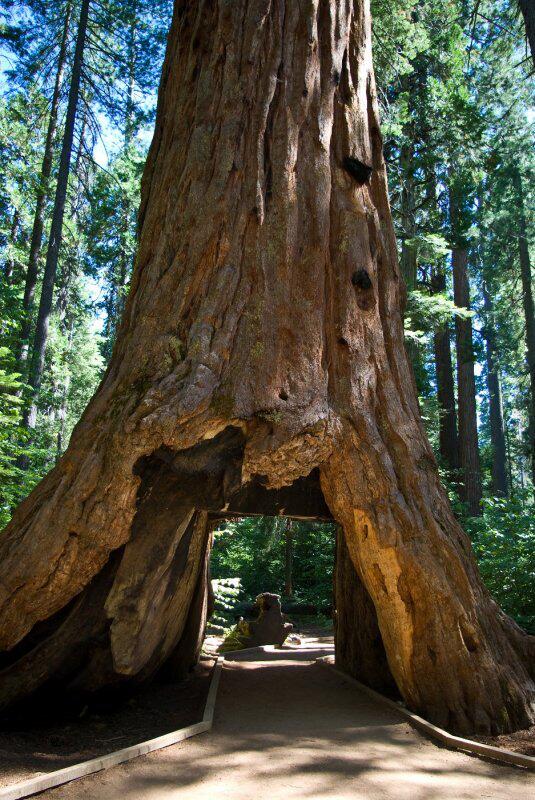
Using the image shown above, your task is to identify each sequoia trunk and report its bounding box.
[432,269,459,476]
[24,0,90,429]
[17,0,73,373]
[0,0,534,735]
[452,246,482,515]
[512,166,535,486]
[482,284,508,496]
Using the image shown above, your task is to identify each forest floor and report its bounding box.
[39,640,531,800]
[0,658,215,789]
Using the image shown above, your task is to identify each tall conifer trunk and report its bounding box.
[4,211,20,283]
[432,269,459,475]
[518,0,535,68]
[17,1,73,372]
[283,519,293,598]
[451,239,482,514]
[482,284,508,496]
[0,0,534,735]
[24,0,90,429]
[512,167,535,486]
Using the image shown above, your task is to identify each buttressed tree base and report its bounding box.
[0,0,533,736]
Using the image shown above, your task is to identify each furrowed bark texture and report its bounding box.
[334,527,397,693]
[0,0,534,734]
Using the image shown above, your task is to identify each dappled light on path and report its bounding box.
[44,644,531,799]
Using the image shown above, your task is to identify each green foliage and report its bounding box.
[466,495,535,633]
[211,518,336,612]
[85,145,144,359]
[210,577,242,633]
[218,618,251,653]
[405,289,474,343]
[0,348,24,525]
[0,0,171,524]
[0,348,41,526]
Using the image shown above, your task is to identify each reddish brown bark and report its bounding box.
[0,0,533,734]
[334,527,397,694]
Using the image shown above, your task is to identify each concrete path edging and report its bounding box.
[0,656,224,800]
[2,643,531,800]
[316,656,535,771]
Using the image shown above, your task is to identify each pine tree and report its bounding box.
[17,1,73,372]
[24,0,91,429]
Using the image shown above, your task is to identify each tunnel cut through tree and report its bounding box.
[0,0,534,736]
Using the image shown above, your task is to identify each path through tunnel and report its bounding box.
[136,424,397,697]
[0,425,396,718]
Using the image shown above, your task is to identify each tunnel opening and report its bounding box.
[0,425,397,722]
[208,515,337,644]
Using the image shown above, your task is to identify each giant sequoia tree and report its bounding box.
[0,0,534,736]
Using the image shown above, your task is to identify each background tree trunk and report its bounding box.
[518,0,535,68]
[18,1,73,373]
[24,0,90,429]
[432,269,459,476]
[452,246,482,515]
[4,211,20,283]
[512,166,535,486]
[283,519,293,598]
[482,284,508,496]
[0,0,533,735]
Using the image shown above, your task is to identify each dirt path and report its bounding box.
[43,644,531,799]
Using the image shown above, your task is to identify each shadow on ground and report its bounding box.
[44,644,532,800]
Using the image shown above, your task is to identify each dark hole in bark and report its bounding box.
[352,269,372,290]
[136,430,333,522]
[279,389,288,401]
[136,426,246,511]
[339,49,352,105]
[338,337,349,347]
[343,156,373,185]
[332,68,340,85]
[0,595,79,670]
[459,621,479,653]
[0,550,124,720]
[302,87,308,97]
[263,61,284,209]
[217,468,333,522]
